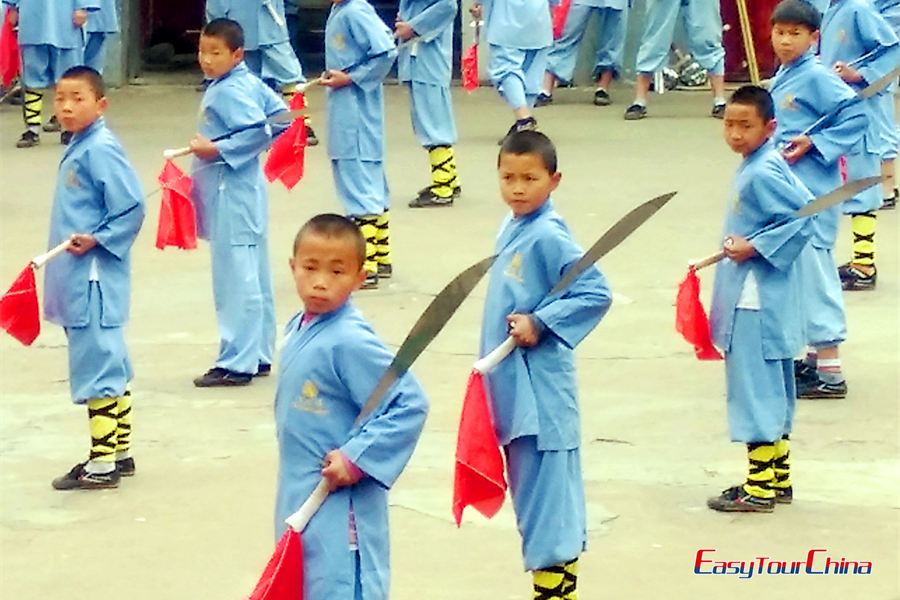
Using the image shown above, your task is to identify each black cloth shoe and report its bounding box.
[16,130,39,148]
[193,367,253,387]
[797,376,847,399]
[707,485,775,512]
[116,457,136,477]
[43,115,61,132]
[52,462,120,490]
[409,187,454,208]
[361,272,379,290]
[838,263,876,291]
[305,124,319,146]
[534,92,553,107]
[793,359,817,383]
[880,192,896,210]
[711,103,726,119]
[497,117,537,145]
[60,131,73,145]
[256,363,272,377]
[623,103,647,120]
[773,486,793,504]
[377,263,392,279]
[593,88,611,106]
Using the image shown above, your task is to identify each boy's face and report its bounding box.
[54,78,106,134]
[771,22,818,64]
[289,232,367,315]
[723,102,776,157]
[198,35,244,80]
[498,152,561,217]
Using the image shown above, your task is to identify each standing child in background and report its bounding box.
[469,0,552,142]
[322,0,397,289]
[624,0,726,120]
[44,66,145,490]
[537,0,630,108]
[396,0,462,208]
[874,0,900,210]
[189,18,288,387]
[83,0,118,74]
[707,86,812,512]
[480,131,611,599]
[3,0,98,147]
[819,0,900,290]
[274,214,428,600]
[769,0,866,400]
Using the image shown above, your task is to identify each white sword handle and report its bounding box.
[688,251,726,271]
[31,240,72,269]
[473,336,517,374]
[162,146,191,160]
[284,477,330,533]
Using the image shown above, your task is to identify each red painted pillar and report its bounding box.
[721,0,780,81]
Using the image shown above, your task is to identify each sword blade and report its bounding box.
[795,176,881,216]
[858,62,900,100]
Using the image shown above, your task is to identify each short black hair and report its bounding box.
[770,0,821,31]
[498,130,558,174]
[59,66,105,98]
[202,18,244,51]
[293,214,366,268]
[728,85,775,122]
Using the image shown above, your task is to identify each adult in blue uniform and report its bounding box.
[83,0,117,73]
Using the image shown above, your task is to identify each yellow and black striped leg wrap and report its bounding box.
[533,558,578,600]
[351,215,379,277]
[374,211,391,275]
[115,391,133,460]
[772,436,791,488]
[743,442,776,500]
[428,145,458,199]
[87,398,118,467]
[850,212,876,265]
[23,89,43,132]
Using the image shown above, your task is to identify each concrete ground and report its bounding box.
[0,79,898,599]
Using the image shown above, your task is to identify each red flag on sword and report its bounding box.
[675,266,722,360]
[156,160,197,250]
[244,529,304,600]
[1,7,20,88]
[461,42,478,92]
[453,370,507,525]
[551,0,573,39]
[265,92,307,190]
[0,264,39,346]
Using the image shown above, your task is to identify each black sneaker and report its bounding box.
[707,485,775,513]
[535,92,553,107]
[52,462,120,490]
[377,263,392,279]
[773,486,793,504]
[409,187,454,208]
[256,363,272,377]
[361,272,379,290]
[593,88,611,106]
[838,263,876,291]
[305,124,319,146]
[16,130,39,148]
[497,117,537,145]
[797,376,847,399]
[880,194,896,210]
[793,359,817,383]
[193,367,253,387]
[43,115,61,132]
[60,131,73,145]
[711,103,727,119]
[116,457,136,477]
[623,103,647,120]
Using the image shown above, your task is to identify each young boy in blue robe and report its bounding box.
[707,86,813,512]
[480,131,611,599]
[44,66,145,490]
[624,0,727,120]
[3,0,98,147]
[819,0,900,290]
[188,19,289,387]
[874,0,900,210]
[470,0,553,141]
[537,0,630,108]
[322,0,397,289]
[83,0,117,74]
[396,0,463,208]
[274,214,428,600]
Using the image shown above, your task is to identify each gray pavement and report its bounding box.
[0,80,898,599]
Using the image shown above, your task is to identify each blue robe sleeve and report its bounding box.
[87,144,145,261]
[208,93,273,170]
[807,93,867,165]
[335,336,428,489]
[407,0,457,40]
[261,85,291,138]
[76,0,100,10]
[745,164,812,273]
[344,14,397,92]
[852,10,900,86]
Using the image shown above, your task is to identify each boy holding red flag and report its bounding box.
[477,131,611,599]
[44,66,145,490]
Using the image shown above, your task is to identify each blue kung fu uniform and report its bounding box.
[770,49,866,348]
[546,0,629,84]
[83,0,118,73]
[273,303,428,600]
[874,0,900,161]
[190,61,288,376]
[43,117,145,404]
[634,0,724,77]
[325,0,397,217]
[481,0,553,110]
[397,0,458,148]
[820,0,900,212]
[709,141,813,444]
[206,0,305,89]
[3,0,99,88]
[480,199,611,571]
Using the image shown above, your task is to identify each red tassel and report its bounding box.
[551,0,573,40]
[264,92,307,190]
[461,43,478,92]
[245,529,304,600]
[0,264,40,346]
[453,371,507,526]
[675,267,722,360]
[0,7,20,88]
[156,160,197,250]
